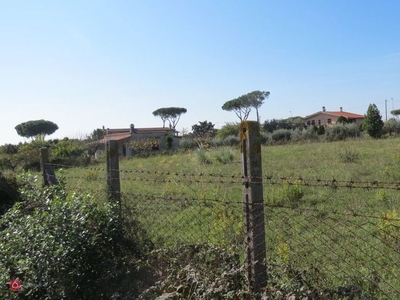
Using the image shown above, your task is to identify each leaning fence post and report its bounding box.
[106,140,121,203]
[240,121,267,297]
[40,147,59,186]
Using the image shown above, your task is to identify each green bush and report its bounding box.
[0,173,150,299]
[215,122,240,139]
[138,244,250,300]
[325,123,361,141]
[223,135,240,147]
[51,139,87,166]
[339,149,359,163]
[291,128,318,142]
[271,129,292,144]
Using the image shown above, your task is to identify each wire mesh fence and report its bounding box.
[49,162,400,298]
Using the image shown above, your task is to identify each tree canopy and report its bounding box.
[191,121,216,138]
[363,103,384,138]
[152,107,187,128]
[222,90,270,122]
[391,109,400,119]
[15,120,59,140]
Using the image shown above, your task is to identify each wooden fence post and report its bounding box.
[240,121,267,297]
[106,140,121,203]
[40,147,58,186]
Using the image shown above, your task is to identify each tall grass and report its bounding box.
[58,138,400,297]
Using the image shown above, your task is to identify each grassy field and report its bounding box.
[60,137,400,297]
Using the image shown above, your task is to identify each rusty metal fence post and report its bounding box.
[240,121,267,297]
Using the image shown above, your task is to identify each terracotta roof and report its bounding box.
[305,111,364,119]
[326,111,364,119]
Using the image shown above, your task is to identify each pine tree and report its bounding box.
[363,103,384,138]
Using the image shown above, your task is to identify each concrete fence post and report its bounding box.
[40,147,58,186]
[240,121,267,297]
[106,140,121,203]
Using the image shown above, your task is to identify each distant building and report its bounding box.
[93,124,180,158]
[304,106,364,127]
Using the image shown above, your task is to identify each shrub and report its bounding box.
[212,147,235,164]
[222,135,240,147]
[0,173,150,299]
[138,244,250,300]
[215,122,240,139]
[339,149,359,163]
[325,123,361,141]
[291,127,318,142]
[378,210,400,251]
[179,138,196,151]
[51,139,87,166]
[271,129,292,144]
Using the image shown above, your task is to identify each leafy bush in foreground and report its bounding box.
[0,173,149,299]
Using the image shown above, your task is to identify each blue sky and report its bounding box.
[1,0,400,144]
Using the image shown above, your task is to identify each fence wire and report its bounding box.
[52,164,400,298]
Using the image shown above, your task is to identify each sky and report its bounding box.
[1,0,400,144]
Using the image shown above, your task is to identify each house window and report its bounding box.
[311,120,315,126]
[307,121,310,126]
[328,119,332,124]
[318,120,321,125]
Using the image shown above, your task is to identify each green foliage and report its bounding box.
[18,140,50,171]
[263,117,304,133]
[152,107,187,128]
[280,179,304,202]
[378,210,400,250]
[317,125,325,135]
[390,109,400,118]
[0,173,150,299]
[215,122,240,139]
[131,138,159,154]
[290,127,318,142]
[87,128,105,141]
[0,173,19,215]
[51,139,86,165]
[363,103,384,138]
[191,120,216,138]
[138,244,250,300]
[189,121,217,149]
[336,116,349,124]
[0,143,19,155]
[15,120,58,140]
[195,148,235,165]
[325,123,361,141]
[271,129,292,144]
[383,118,400,136]
[222,90,269,122]
[339,149,359,163]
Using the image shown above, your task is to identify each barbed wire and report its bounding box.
[46,162,400,191]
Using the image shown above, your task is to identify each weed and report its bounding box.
[339,149,359,163]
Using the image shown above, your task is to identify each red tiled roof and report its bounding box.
[327,111,364,119]
[305,111,364,119]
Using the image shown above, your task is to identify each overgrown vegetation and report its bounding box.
[0,173,152,299]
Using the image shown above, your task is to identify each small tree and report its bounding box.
[391,109,400,120]
[88,128,105,141]
[15,120,58,140]
[336,116,349,124]
[215,122,240,139]
[189,121,216,149]
[152,107,187,128]
[191,121,216,138]
[222,90,269,122]
[363,103,384,138]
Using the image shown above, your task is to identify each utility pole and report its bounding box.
[385,99,387,121]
